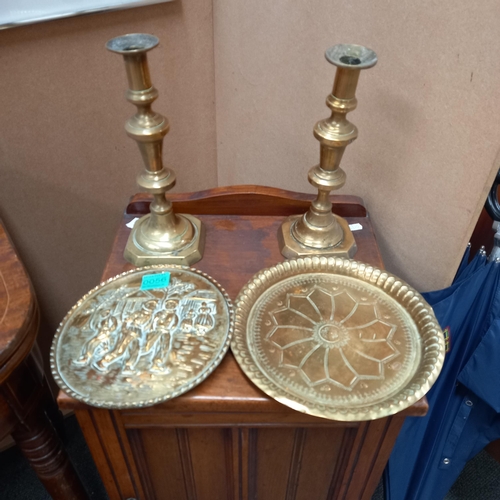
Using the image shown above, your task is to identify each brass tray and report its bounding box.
[232,257,445,421]
[51,265,233,409]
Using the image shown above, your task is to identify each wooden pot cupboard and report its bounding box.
[57,186,428,500]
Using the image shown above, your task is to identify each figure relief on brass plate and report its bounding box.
[265,283,400,392]
[73,277,217,376]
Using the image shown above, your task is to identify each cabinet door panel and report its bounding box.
[253,428,296,500]
[295,427,355,500]
[129,427,234,500]
[129,428,188,500]
[188,428,233,500]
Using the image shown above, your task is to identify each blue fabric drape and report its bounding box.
[453,244,471,282]
[384,249,500,500]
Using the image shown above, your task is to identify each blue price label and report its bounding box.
[140,272,171,291]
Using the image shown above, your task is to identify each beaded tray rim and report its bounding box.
[51,264,234,409]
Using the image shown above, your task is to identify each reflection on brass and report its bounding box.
[232,257,445,421]
[51,266,233,408]
[278,44,377,259]
[107,34,204,266]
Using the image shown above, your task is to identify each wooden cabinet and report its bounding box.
[57,186,427,500]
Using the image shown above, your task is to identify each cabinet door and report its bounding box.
[78,409,403,500]
[127,426,360,500]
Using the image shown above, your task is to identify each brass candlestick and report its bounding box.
[107,33,204,266]
[278,44,377,259]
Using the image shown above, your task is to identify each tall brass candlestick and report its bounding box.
[278,44,377,259]
[107,33,204,266]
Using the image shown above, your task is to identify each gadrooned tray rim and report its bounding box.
[231,256,445,422]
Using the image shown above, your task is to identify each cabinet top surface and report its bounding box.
[57,187,428,419]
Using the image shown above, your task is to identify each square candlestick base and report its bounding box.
[278,214,357,259]
[124,213,205,266]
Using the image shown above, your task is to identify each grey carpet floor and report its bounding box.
[0,415,499,499]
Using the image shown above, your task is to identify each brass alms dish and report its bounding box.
[51,266,233,409]
[232,257,445,421]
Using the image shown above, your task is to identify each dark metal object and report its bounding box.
[485,169,500,222]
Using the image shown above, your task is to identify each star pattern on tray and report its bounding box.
[266,285,400,391]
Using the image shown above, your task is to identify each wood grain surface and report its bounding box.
[0,222,37,378]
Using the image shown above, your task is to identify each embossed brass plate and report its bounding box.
[51,266,233,408]
[232,257,445,421]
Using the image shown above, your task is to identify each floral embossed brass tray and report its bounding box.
[232,257,444,421]
[51,265,233,409]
